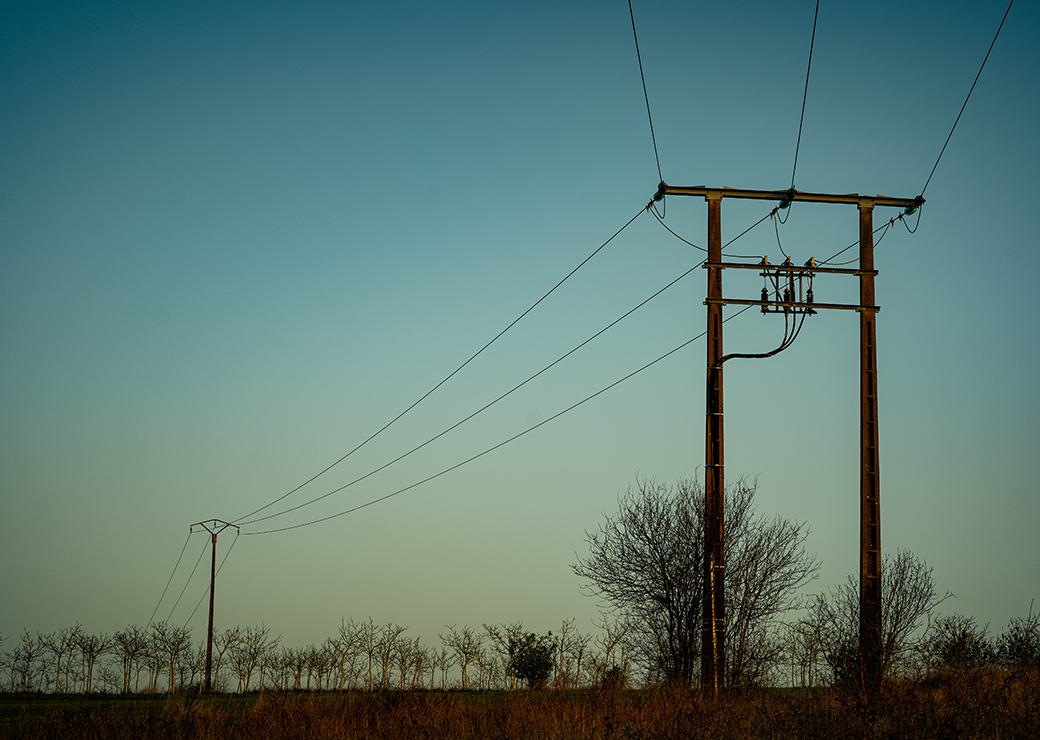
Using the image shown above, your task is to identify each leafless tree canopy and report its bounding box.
[801,549,951,683]
[572,477,819,686]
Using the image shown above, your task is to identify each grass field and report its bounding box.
[3,671,1038,739]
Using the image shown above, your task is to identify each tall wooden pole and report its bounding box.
[204,531,217,692]
[857,201,882,695]
[702,191,725,693]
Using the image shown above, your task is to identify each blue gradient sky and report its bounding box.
[2,0,1037,647]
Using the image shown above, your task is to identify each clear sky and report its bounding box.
[2,0,1037,649]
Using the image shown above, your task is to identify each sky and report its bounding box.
[1,0,1038,650]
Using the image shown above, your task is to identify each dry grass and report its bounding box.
[2,670,1036,739]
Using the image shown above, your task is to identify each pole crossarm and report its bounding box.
[655,182,922,211]
[705,297,878,313]
[704,261,875,277]
[191,519,240,536]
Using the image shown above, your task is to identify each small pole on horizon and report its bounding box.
[193,518,238,693]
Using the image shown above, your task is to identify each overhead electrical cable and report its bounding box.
[241,262,703,526]
[241,306,755,537]
[649,207,773,260]
[232,207,645,524]
[627,0,664,186]
[817,213,907,266]
[789,0,821,190]
[772,210,791,259]
[146,530,193,627]
[182,530,240,629]
[165,538,209,623]
[719,310,808,366]
[919,0,1014,197]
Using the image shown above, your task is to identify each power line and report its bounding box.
[241,261,703,526]
[920,0,1014,196]
[182,530,240,629]
[242,306,755,536]
[241,203,775,527]
[165,538,209,623]
[232,207,645,524]
[146,530,193,627]
[817,212,907,266]
[772,210,790,259]
[650,206,775,260]
[627,0,663,184]
[789,0,821,189]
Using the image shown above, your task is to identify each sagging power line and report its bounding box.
[232,208,645,525]
[241,305,755,537]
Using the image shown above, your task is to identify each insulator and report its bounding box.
[806,288,814,304]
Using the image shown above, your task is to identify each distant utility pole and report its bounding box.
[653,183,921,698]
[192,518,239,693]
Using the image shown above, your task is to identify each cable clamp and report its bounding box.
[903,195,925,216]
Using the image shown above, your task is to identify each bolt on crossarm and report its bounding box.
[191,518,239,693]
[654,182,920,698]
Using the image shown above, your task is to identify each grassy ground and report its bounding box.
[2,672,1037,739]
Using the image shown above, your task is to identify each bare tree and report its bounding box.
[805,549,950,684]
[358,618,379,691]
[376,623,407,689]
[922,614,994,673]
[568,629,592,689]
[589,614,632,687]
[177,643,205,689]
[409,638,430,689]
[149,622,192,693]
[75,630,113,693]
[432,647,453,689]
[485,623,525,690]
[394,636,414,689]
[9,630,43,692]
[228,625,277,692]
[143,635,164,692]
[333,619,363,690]
[113,626,149,693]
[998,604,1040,669]
[38,624,81,693]
[211,627,241,693]
[441,625,483,689]
[782,619,825,687]
[573,477,818,686]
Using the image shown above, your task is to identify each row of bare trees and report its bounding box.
[573,476,1039,688]
[0,617,634,695]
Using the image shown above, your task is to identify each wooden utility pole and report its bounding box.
[654,182,920,697]
[857,202,883,695]
[192,518,238,693]
[703,191,725,693]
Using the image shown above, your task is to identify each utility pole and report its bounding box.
[192,518,239,693]
[857,202,882,695]
[653,183,921,698]
[703,191,725,694]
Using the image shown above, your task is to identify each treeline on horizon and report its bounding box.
[2,605,1038,696]
[3,479,1037,698]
